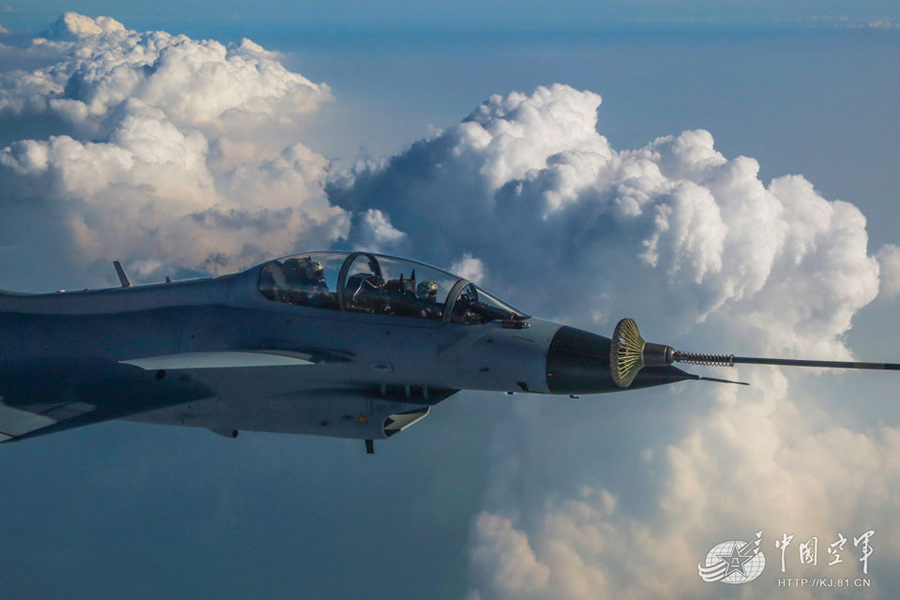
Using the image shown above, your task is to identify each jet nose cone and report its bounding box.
[545,326,692,395]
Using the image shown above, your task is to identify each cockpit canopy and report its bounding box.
[258,251,528,325]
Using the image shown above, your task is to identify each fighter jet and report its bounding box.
[2,251,898,453]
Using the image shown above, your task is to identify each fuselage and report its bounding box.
[0,252,690,443]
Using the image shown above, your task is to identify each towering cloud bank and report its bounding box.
[329,83,880,357]
[0,13,347,281]
[327,85,900,598]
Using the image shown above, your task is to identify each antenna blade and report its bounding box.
[696,375,750,386]
[733,357,900,371]
[113,260,131,288]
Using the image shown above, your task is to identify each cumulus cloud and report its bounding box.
[329,84,878,356]
[450,252,486,284]
[468,513,551,597]
[48,12,125,37]
[353,208,407,253]
[327,84,899,598]
[0,13,345,282]
[1,13,329,136]
[876,244,900,299]
[465,371,900,600]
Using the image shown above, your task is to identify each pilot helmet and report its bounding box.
[417,281,438,301]
[299,257,325,279]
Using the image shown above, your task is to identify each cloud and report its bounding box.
[326,84,898,598]
[329,84,878,356]
[466,372,900,600]
[48,12,125,37]
[450,252,486,284]
[866,18,900,30]
[353,208,407,253]
[0,13,345,282]
[3,13,329,136]
[468,513,551,598]
[876,244,900,298]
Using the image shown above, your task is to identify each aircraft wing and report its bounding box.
[0,357,217,442]
[117,350,339,370]
[0,349,356,443]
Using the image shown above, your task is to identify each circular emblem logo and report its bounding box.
[698,532,766,585]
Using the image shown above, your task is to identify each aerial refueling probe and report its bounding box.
[610,317,900,388]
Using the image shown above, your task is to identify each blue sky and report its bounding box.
[1,6,900,599]
[2,0,900,32]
